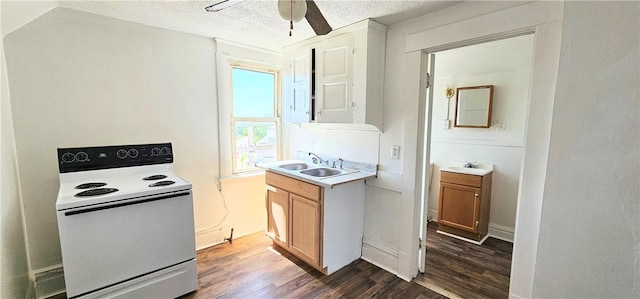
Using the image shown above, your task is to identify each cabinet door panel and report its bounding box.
[289,194,321,267]
[315,34,353,123]
[290,48,311,123]
[266,186,289,247]
[438,183,480,233]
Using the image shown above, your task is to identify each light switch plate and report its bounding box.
[391,145,400,159]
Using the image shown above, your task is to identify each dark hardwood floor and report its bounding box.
[50,222,512,299]
[184,232,446,299]
[413,222,513,299]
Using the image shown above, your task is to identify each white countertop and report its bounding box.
[256,160,377,188]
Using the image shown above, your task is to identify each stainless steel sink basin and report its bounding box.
[278,163,309,170]
[300,168,343,177]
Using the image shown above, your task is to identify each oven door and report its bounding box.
[57,190,196,298]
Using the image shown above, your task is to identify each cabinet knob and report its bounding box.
[475,193,479,197]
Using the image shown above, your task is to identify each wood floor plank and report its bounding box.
[50,221,510,299]
[414,221,513,299]
[182,232,446,299]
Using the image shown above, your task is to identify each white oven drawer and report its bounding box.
[57,190,196,298]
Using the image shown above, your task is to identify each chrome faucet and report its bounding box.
[309,152,329,166]
[332,158,344,169]
[463,161,477,168]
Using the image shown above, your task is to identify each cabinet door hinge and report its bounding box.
[425,73,431,89]
[418,237,423,249]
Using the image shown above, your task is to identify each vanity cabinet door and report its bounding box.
[438,182,480,233]
[266,185,289,248]
[289,193,321,268]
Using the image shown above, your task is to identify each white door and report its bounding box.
[315,34,354,123]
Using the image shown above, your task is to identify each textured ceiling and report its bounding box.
[58,0,461,51]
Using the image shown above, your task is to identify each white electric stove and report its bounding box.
[56,143,197,298]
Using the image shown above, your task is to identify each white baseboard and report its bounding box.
[488,222,515,243]
[195,219,265,250]
[361,237,399,277]
[427,208,438,222]
[31,264,65,299]
[427,217,514,243]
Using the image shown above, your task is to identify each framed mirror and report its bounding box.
[454,85,494,128]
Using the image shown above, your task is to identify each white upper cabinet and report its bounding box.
[315,34,354,123]
[282,19,387,131]
[290,47,312,123]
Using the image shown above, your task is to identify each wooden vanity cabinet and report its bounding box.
[437,171,492,242]
[265,170,364,275]
[266,171,323,269]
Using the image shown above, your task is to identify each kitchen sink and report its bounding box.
[278,163,309,170]
[300,168,343,177]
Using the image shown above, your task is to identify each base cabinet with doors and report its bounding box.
[437,170,492,242]
[282,19,387,130]
[265,171,365,274]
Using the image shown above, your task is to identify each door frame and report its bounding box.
[404,2,564,297]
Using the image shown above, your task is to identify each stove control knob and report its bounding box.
[116,149,128,159]
[75,151,89,162]
[161,147,171,155]
[151,147,161,156]
[61,152,76,163]
[128,149,139,158]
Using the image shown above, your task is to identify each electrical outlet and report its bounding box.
[494,120,506,130]
[443,119,450,130]
[391,145,400,159]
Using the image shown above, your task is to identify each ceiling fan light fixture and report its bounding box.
[277,0,307,23]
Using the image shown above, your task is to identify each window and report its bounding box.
[231,66,280,173]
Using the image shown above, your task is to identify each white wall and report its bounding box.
[1,7,267,296]
[428,35,534,241]
[1,2,58,297]
[1,37,31,299]
[532,1,640,297]
[4,6,218,271]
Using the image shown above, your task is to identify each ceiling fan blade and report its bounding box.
[205,0,246,12]
[305,0,332,35]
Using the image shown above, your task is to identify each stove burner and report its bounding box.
[149,180,175,187]
[143,174,168,181]
[75,182,107,189]
[75,188,119,197]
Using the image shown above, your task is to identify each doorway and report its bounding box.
[416,34,536,297]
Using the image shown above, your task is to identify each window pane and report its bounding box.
[234,121,277,171]
[232,68,275,118]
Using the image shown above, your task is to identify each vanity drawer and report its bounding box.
[440,171,482,187]
[266,171,321,201]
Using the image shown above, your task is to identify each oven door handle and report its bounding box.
[64,191,191,216]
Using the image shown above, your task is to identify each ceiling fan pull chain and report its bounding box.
[289,20,293,36]
[289,0,293,37]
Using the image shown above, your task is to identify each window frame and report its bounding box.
[229,62,281,174]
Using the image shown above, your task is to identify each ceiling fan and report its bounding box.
[205,0,332,36]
